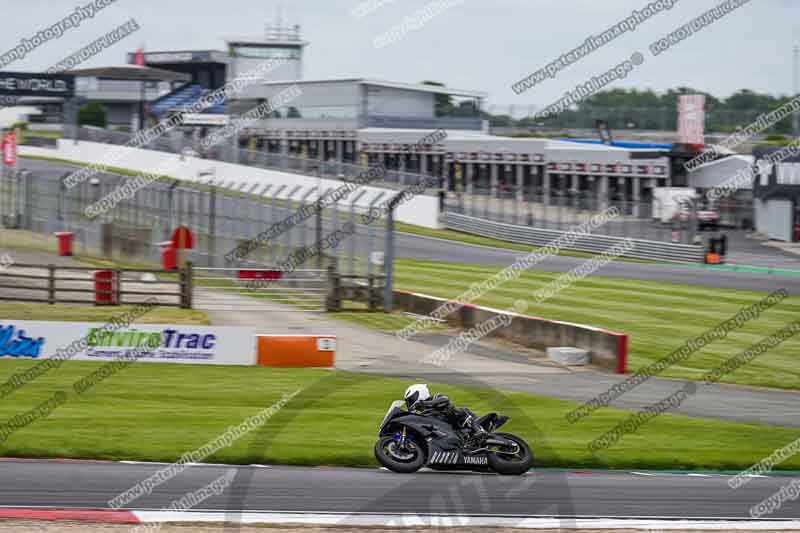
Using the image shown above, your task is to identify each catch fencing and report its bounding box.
[0,167,392,288]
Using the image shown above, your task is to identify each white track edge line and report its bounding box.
[129,511,800,530]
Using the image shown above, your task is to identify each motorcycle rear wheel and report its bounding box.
[374,435,426,473]
[487,432,533,475]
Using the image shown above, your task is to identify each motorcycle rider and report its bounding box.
[404,384,487,448]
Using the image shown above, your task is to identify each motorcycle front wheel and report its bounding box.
[374,435,426,473]
[487,432,533,475]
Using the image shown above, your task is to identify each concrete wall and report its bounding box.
[19,141,442,228]
[393,290,628,374]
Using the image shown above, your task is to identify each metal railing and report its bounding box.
[444,212,705,263]
[192,267,328,312]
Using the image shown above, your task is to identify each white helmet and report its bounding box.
[404,383,430,410]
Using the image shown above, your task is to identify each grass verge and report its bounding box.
[0,363,797,471]
[394,259,800,390]
[0,303,209,324]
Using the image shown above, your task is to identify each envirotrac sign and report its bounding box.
[0,321,256,366]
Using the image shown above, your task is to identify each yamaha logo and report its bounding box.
[429,451,488,465]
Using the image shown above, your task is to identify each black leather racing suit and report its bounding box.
[415,394,487,441]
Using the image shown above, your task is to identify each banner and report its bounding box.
[0,71,75,97]
[0,321,256,366]
[677,94,706,146]
[2,132,16,166]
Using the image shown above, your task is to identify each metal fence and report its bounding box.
[444,190,753,246]
[0,167,391,286]
[192,266,328,312]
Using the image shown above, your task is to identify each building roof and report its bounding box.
[65,65,191,82]
[555,138,674,150]
[689,154,755,173]
[261,78,487,98]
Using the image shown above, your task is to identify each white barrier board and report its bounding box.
[0,321,256,366]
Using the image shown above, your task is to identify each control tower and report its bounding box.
[225,23,308,84]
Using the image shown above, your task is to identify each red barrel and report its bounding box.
[55,232,73,257]
[159,241,177,271]
[94,270,116,305]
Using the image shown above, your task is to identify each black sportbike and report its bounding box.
[374,400,533,475]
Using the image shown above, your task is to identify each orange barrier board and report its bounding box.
[256,335,336,367]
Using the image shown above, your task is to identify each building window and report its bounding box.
[230,45,301,60]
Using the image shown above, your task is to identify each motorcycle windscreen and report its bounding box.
[380,400,406,430]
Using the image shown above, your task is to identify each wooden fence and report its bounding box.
[0,263,192,308]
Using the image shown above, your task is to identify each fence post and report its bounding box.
[383,196,399,313]
[182,261,193,309]
[48,265,55,305]
[367,274,375,311]
[325,264,341,312]
[209,186,216,267]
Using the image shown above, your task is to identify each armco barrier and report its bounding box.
[394,290,627,373]
[256,335,336,367]
[444,212,705,263]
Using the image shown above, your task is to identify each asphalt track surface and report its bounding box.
[0,460,798,520]
[19,157,800,294]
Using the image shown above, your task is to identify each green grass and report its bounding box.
[0,303,209,324]
[0,363,797,470]
[394,259,800,390]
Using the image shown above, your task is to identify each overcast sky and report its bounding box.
[1,0,797,110]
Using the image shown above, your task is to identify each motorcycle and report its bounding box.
[374,400,533,475]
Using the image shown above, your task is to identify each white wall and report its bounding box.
[20,141,442,228]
